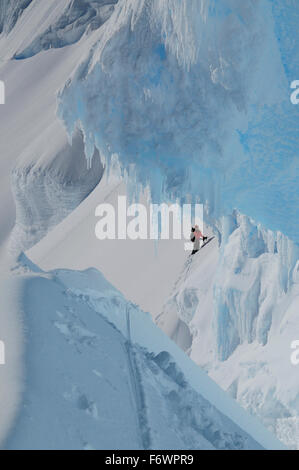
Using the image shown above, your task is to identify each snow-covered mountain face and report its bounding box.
[10,129,104,252]
[0,1,112,251]
[0,0,118,43]
[159,215,299,448]
[3,2,297,260]
[0,0,297,450]
[55,0,299,447]
[0,0,32,35]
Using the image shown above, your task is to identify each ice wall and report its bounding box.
[214,213,299,361]
[59,0,299,243]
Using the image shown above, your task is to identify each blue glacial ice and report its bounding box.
[58,0,299,243]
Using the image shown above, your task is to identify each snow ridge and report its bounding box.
[4,257,283,450]
[58,0,299,243]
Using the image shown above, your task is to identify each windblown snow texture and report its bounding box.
[10,129,104,252]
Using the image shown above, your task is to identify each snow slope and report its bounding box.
[0,39,102,250]
[26,172,187,318]
[0,4,189,445]
[157,234,218,353]
[0,0,70,59]
[3,255,284,450]
[0,1,123,251]
[0,1,33,35]
[0,0,297,450]
[14,0,118,60]
[0,0,186,318]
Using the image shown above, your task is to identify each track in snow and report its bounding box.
[125,304,151,449]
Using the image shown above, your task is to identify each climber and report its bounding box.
[190,225,207,255]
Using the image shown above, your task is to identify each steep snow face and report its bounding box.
[15,0,119,59]
[214,213,299,361]
[0,1,109,253]
[157,234,218,354]
[159,214,299,448]
[0,44,105,253]
[10,129,104,252]
[26,174,188,319]
[0,0,32,34]
[59,0,299,242]
[4,255,283,450]
[0,1,71,60]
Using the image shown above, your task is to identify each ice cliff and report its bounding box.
[58,0,299,242]
[159,214,299,448]
[0,0,32,35]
